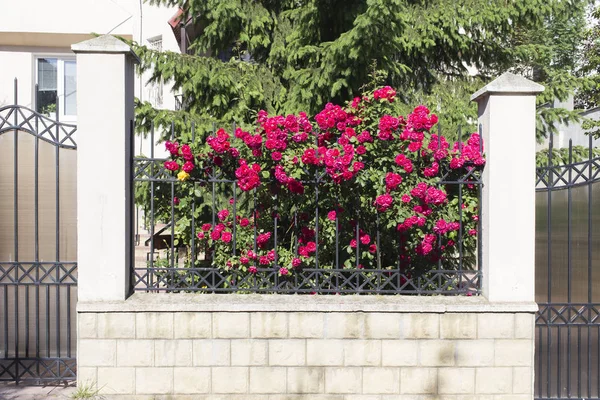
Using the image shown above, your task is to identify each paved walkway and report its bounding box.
[0,383,77,400]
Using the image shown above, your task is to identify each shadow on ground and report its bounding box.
[0,383,76,400]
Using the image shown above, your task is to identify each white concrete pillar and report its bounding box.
[72,35,138,301]
[471,72,544,302]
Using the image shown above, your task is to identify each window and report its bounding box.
[147,36,163,107]
[36,57,76,120]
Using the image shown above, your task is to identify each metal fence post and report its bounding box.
[471,72,544,302]
[72,35,138,301]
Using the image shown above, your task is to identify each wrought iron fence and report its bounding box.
[132,122,483,295]
[0,79,77,384]
[535,134,600,400]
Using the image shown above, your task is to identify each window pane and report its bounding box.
[37,58,57,91]
[64,61,76,116]
[37,58,58,116]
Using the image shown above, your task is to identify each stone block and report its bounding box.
[400,367,437,394]
[213,313,250,338]
[307,340,344,366]
[98,367,135,394]
[212,367,248,393]
[438,368,475,394]
[272,396,342,400]
[173,367,210,394]
[476,367,512,394]
[250,367,287,393]
[512,367,533,394]
[514,314,534,339]
[491,395,531,400]
[78,313,97,339]
[325,367,362,394]
[97,313,135,338]
[193,339,231,366]
[174,312,212,339]
[440,314,477,339]
[135,367,174,394]
[287,367,325,393]
[136,313,174,339]
[494,340,533,366]
[251,313,288,338]
[362,367,400,394]
[419,340,455,366]
[78,339,116,367]
[269,339,306,366]
[381,340,418,366]
[478,314,514,339]
[325,313,364,339]
[289,313,324,338]
[116,339,154,367]
[364,313,401,339]
[155,339,193,367]
[455,339,494,366]
[76,367,97,386]
[400,314,439,339]
[344,340,381,366]
[231,339,268,366]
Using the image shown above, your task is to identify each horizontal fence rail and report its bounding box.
[132,122,483,295]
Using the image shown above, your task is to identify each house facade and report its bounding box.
[0,0,181,155]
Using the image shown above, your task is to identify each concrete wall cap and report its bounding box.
[77,293,539,314]
[471,72,544,102]
[71,34,139,63]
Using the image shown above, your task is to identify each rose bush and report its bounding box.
[159,86,484,292]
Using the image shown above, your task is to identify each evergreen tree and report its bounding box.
[134,0,591,141]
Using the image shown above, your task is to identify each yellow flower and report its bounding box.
[177,170,190,181]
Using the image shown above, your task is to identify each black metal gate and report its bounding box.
[535,133,600,399]
[0,80,77,384]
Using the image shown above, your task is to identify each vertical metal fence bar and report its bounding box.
[437,124,443,276]
[191,123,196,265]
[588,134,593,398]
[232,183,236,257]
[567,140,573,398]
[274,191,278,282]
[558,325,561,397]
[538,324,543,396]
[477,124,483,291]
[253,188,257,254]
[3,286,8,359]
[578,324,582,398]
[293,210,298,290]
[547,131,553,397]
[457,126,463,276]
[66,285,71,358]
[13,79,20,382]
[149,123,155,290]
[170,181,175,284]
[170,122,176,282]
[45,286,49,358]
[34,106,40,366]
[25,285,29,358]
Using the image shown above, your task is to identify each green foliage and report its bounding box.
[71,382,104,400]
[134,0,593,141]
[536,145,600,167]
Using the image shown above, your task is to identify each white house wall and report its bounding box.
[0,0,180,158]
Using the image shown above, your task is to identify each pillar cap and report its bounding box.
[71,34,139,63]
[471,72,544,102]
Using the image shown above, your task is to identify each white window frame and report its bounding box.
[146,36,164,108]
[34,55,77,122]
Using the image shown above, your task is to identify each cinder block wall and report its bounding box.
[77,295,536,399]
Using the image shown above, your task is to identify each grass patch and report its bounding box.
[70,382,104,400]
